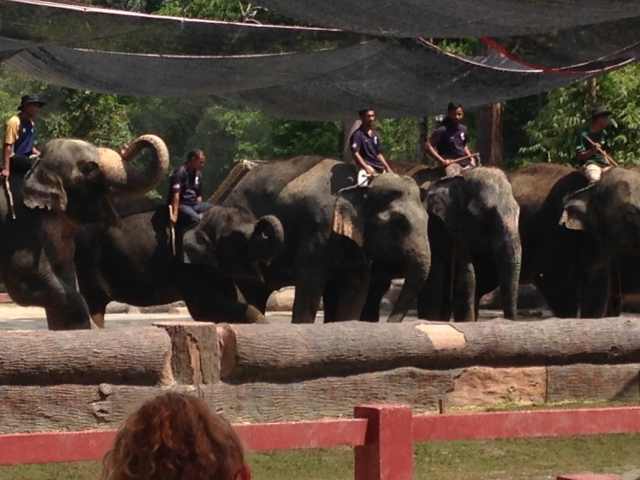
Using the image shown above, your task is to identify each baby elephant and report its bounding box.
[74,198,283,327]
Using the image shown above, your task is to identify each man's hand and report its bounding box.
[169,208,179,225]
[1,166,9,180]
[364,165,377,177]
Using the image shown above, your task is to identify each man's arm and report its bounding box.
[463,146,477,166]
[2,144,12,177]
[31,146,41,157]
[575,133,597,163]
[169,191,180,224]
[425,127,449,166]
[2,117,19,178]
[377,153,393,174]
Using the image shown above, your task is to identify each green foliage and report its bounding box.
[44,90,134,148]
[519,64,640,166]
[376,118,419,161]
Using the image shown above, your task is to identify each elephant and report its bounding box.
[509,162,640,318]
[223,156,431,324]
[357,162,522,323]
[74,198,284,327]
[0,135,169,330]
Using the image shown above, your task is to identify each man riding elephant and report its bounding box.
[575,106,614,185]
[0,134,169,329]
[425,103,478,177]
[224,156,430,324]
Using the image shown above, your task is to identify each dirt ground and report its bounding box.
[0,303,555,330]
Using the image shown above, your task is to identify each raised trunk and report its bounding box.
[387,246,431,323]
[98,135,170,197]
[495,226,522,320]
[248,215,285,263]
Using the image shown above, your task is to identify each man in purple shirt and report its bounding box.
[425,103,477,177]
[350,109,394,186]
[168,149,213,226]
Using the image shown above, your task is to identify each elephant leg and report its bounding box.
[608,257,622,317]
[580,267,611,318]
[452,247,476,323]
[291,242,328,324]
[322,280,339,323]
[329,267,371,322]
[418,244,451,321]
[43,263,92,330]
[235,279,271,314]
[360,278,391,323]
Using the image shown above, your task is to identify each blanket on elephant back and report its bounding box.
[207,159,268,205]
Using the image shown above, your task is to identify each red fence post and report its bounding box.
[354,404,413,480]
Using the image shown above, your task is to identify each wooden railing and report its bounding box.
[2,404,638,479]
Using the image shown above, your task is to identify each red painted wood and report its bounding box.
[0,293,12,303]
[354,404,413,480]
[235,419,368,452]
[0,419,368,465]
[557,474,623,480]
[412,407,640,442]
[0,430,117,466]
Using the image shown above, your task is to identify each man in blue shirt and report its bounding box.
[426,102,477,177]
[2,94,44,180]
[168,149,214,226]
[350,109,394,186]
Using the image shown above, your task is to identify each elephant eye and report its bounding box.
[80,161,101,179]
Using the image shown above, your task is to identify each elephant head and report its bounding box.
[22,135,169,227]
[333,173,431,323]
[560,168,640,251]
[424,168,522,320]
[182,206,284,281]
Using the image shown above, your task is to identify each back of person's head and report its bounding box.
[101,392,250,480]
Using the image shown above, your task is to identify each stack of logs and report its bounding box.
[2,318,640,433]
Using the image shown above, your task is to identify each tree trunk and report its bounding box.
[218,318,640,382]
[340,118,361,162]
[475,42,504,168]
[0,328,173,386]
[416,117,429,164]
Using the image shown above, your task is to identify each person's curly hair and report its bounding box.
[101,392,245,480]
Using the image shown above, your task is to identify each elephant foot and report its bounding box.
[91,313,106,328]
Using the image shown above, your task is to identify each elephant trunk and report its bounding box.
[387,235,431,323]
[248,215,284,264]
[494,214,522,320]
[97,135,170,197]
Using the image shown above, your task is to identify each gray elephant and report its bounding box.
[358,163,521,323]
[509,163,640,317]
[74,198,284,326]
[0,135,169,330]
[224,156,431,323]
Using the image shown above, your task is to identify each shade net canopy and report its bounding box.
[255,0,640,38]
[1,38,597,120]
[492,17,640,69]
[0,0,363,55]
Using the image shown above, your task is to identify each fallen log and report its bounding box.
[218,318,640,382]
[0,328,173,386]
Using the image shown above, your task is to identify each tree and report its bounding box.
[519,64,640,166]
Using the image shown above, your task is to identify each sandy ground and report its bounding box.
[0,302,555,329]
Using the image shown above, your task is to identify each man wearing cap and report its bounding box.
[2,94,44,180]
[575,106,613,185]
[350,109,393,186]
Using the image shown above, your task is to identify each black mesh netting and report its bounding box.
[491,17,640,68]
[0,0,637,120]
[1,39,591,120]
[0,0,363,55]
[255,0,640,38]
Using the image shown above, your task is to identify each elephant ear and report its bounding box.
[425,176,464,230]
[22,158,68,211]
[182,228,217,267]
[332,187,367,247]
[560,187,593,231]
